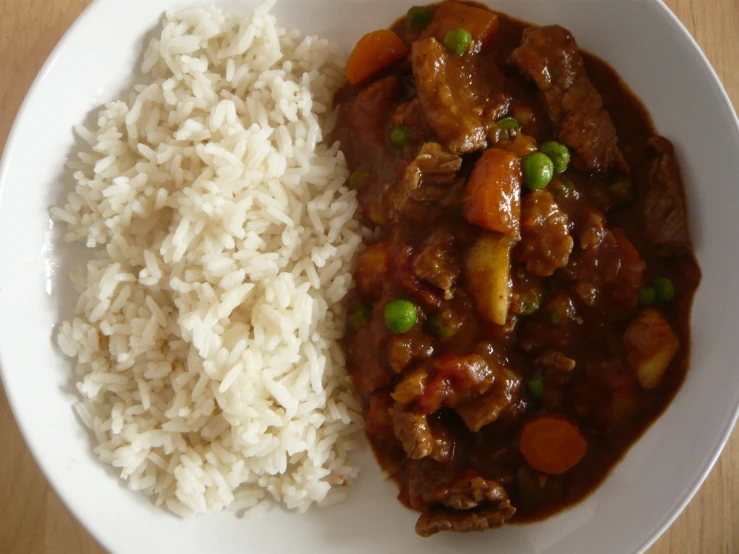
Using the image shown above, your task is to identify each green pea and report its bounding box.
[519,290,541,315]
[429,313,454,339]
[523,152,554,190]
[348,169,366,188]
[384,299,418,334]
[349,304,372,329]
[539,141,571,174]
[551,177,575,200]
[638,286,656,306]
[389,125,411,147]
[407,6,434,31]
[443,28,473,56]
[653,277,675,302]
[545,309,561,324]
[497,117,520,131]
[528,376,545,399]
[610,176,634,204]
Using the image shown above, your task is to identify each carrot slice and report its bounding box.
[463,148,522,236]
[345,30,409,86]
[519,415,588,475]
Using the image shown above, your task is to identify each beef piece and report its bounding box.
[511,25,627,173]
[412,228,461,299]
[456,367,523,432]
[408,462,515,536]
[412,38,506,153]
[387,331,434,373]
[412,467,509,509]
[392,405,454,462]
[643,136,691,253]
[571,226,646,315]
[392,404,434,459]
[392,99,434,141]
[408,462,509,509]
[392,365,429,405]
[421,0,500,48]
[535,349,577,372]
[346,325,393,394]
[386,142,462,219]
[416,354,496,414]
[415,505,516,536]
[337,75,398,168]
[517,190,574,277]
[392,242,445,311]
[427,423,455,463]
[335,76,400,224]
[365,390,394,438]
[355,241,390,299]
[579,209,607,250]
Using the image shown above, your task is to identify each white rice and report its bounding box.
[52,2,369,517]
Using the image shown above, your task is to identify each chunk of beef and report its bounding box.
[456,367,523,431]
[517,190,574,277]
[571,226,646,315]
[408,463,509,509]
[392,405,454,462]
[412,228,461,299]
[365,390,394,438]
[535,349,576,372]
[387,142,462,219]
[355,241,390,299]
[347,324,393,393]
[335,76,400,224]
[415,505,516,536]
[644,136,691,253]
[392,99,434,141]
[337,75,398,167]
[428,422,455,463]
[392,365,429,405]
[421,0,500,48]
[392,404,434,459]
[408,462,515,536]
[412,38,506,153]
[391,242,446,311]
[511,25,627,173]
[416,354,495,414]
[387,332,434,373]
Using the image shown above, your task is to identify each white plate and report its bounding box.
[1,0,739,553]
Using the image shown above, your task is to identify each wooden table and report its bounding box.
[1,0,738,552]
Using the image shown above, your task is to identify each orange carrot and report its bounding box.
[425,1,499,47]
[345,30,409,86]
[519,415,588,475]
[463,148,522,236]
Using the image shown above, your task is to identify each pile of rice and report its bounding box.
[51,1,368,517]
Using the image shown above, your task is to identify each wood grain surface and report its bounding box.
[0,0,737,552]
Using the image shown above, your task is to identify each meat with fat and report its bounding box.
[412,228,461,299]
[643,136,692,253]
[511,25,627,173]
[517,190,574,277]
[412,38,507,153]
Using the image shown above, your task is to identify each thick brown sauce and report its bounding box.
[337,2,701,527]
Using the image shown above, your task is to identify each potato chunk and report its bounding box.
[356,241,390,298]
[623,307,679,390]
[466,234,511,325]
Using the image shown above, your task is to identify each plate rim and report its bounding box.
[0,0,738,553]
